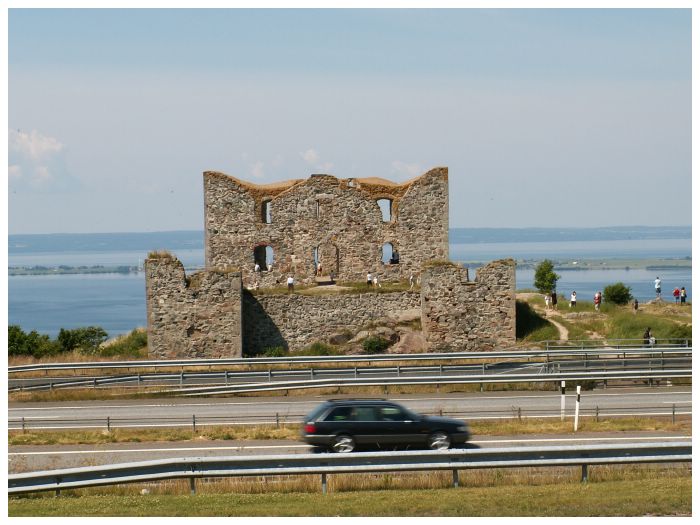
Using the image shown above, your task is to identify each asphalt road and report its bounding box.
[8,387,691,430]
[8,431,691,473]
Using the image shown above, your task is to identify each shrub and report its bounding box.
[533,259,560,294]
[603,282,633,305]
[100,329,148,358]
[58,326,109,354]
[261,346,288,357]
[296,342,337,356]
[362,335,392,354]
[9,325,61,357]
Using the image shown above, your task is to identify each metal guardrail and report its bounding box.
[543,338,690,351]
[8,344,691,374]
[170,369,691,396]
[9,354,692,392]
[8,442,691,495]
[8,403,691,431]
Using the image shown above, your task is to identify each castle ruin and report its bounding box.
[145,167,516,358]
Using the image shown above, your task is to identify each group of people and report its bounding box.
[366,272,382,288]
[654,276,688,304]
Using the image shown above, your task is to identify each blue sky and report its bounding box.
[8,8,692,233]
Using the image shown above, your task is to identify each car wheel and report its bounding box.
[331,434,356,453]
[428,431,451,450]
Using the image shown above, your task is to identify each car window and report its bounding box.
[324,406,353,421]
[350,406,379,421]
[378,406,406,421]
[307,403,330,421]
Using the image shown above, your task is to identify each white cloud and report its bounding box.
[300,148,320,164]
[8,129,78,192]
[249,161,265,179]
[391,160,423,178]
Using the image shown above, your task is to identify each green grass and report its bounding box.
[8,476,691,516]
[515,300,559,341]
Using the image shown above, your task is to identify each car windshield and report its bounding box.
[305,402,330,422]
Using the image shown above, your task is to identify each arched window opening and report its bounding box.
[377,199,392,222]
[253,245,268,271]
[261,200,272,224]
[382,242,399,265]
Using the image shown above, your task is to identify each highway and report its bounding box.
[8,387,691,430]
[8,431,691,473]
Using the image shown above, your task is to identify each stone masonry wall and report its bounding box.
[420,259,516,351]
[243,291,421,355]
[203,168,448,288]
[145,255,243,358]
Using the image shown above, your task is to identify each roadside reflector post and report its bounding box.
[574,385,581,432]
[321,473,327,494]
[560,381,566,421]
[452,469,459,488]
[581,464,588,483]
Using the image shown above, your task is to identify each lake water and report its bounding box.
[8,238,692,337]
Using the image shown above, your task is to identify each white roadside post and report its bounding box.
[560,381,566,421]
[574,385,581,432]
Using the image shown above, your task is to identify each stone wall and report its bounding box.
[420,259,516,351]
[145,255,243,358]
[203,168,448,288]
[242,291,421,355]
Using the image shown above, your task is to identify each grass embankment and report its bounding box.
[516,296,691,344]
[9,417,690,446]
[8,476,691,516]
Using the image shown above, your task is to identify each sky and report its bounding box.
[7,8,693,234]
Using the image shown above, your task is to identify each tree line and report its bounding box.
[8,326,147,358]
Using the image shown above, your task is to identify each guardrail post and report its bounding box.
[672,403,676,424]
[452,469,459,488]
[581,464,588,483]
[22,417,26,433]
[321,473,327,494]
[276,413,280,428]
[190,476,196,495]
[55,476,61,497]
[192,415,196,432]
[268,370,272,382]
[354,367,358,378]
[180,372,184,387]
[310,368,314,379]
[137,374,141,387]
[595,406,599,422]
[225,371,228,385]
[93,378,97,389]
[397,366,401,377]
[107,417,111,432]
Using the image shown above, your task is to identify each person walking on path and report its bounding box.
[570,291,577,308]
[551,291,558,310]
[633,298,639,314]
[654,277,662,298]
[680,287,687,304]
[594,291,601,311]
[287,275,295,293]
[544,293,551,311]
[366,272,373,288]
[673,287,680,303]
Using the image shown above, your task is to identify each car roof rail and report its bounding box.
[326,398,388,402]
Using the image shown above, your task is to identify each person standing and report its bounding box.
[673,287,680,303]
[633,298,639,314]
[680,287,687,304]
[654,276,661,298]
[570,291,577,308]
[594,291,601,311]
[551,291,558,310]
[366,272,373,288]
[544,293,551,311]
[373,275,381,288]
[409,272,415,290]
[287,275,294,293]
[643,327,651,347]
[254,262,261,273]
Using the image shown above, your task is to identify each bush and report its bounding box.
[533,260,560,294]
[603,282,633,305]
[58,326,109,354]
[296,342,337,356]
[9,325,61,357]
[261,346,288,357]
[100,329,148,358]
[362,336,391,354]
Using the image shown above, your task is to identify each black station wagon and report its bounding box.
[301,399,470,453]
